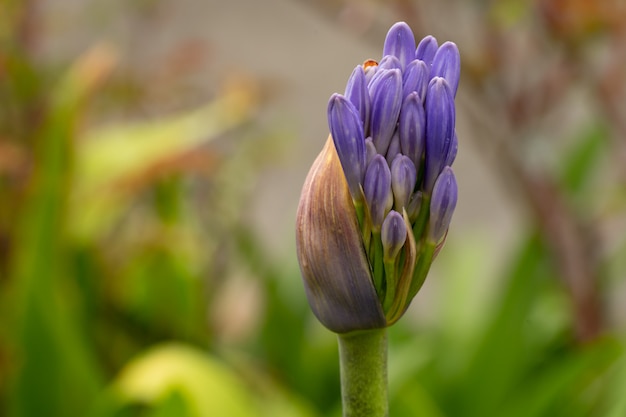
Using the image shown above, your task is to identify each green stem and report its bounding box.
[338,329,388,417]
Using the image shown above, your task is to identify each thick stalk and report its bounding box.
[338,328,388,417]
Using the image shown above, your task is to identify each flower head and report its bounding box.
[296,22,460,333]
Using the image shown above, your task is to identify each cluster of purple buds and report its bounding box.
[296,22,459,333]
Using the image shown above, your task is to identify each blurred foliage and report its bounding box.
[1,0,626,417]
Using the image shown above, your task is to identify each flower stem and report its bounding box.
[338,328,388,417]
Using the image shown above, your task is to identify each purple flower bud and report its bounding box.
[381,210,407,261]
[429,167,457,242]
[386,132,401,165]
[444,131,458,167]
[431,41,461,96]
[390,154,417,211]
[365,137,377,166]
[369,69,403,155]
[327,93,366,199]
[383,22,416,70]
[364,155,392,230]
[402,59,429,100]
[399,92,426,170]
[415,35,438,68]
[424,77,455,192]
[378,55,402,72]
[345,65,371,131]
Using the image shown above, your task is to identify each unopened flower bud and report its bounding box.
[345,65,371,130]
[364,155,392,231]
[328,93,366,201]
[369,69,403,155]
[381,210,407,261]
[431,41,461,97]
[390,154,417,211]
[297,22,460,333]
[403,59,429,101]
[424,77,455,192]
[383,22,417,70]
[415,35,438,67]
[399,92,426,170]
[429,167,458,243]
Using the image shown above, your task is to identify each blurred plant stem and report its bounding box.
[338,329,388,417]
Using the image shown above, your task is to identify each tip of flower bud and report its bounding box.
[428,167,458,242]
[390,154,417,212]
[415,35,438,67]
[381,210,407,261]
[383,22,417,70]
[364,155,392,230]
[431,41,461,96]
[424,77,455,193]
[399,92,426,170]
[345,66,371,131]
[327,93,366,201]
[369,69,403,155]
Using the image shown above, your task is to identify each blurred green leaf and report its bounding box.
[107,343,256,417]
[70,83,256,241]
[8,45,115,417]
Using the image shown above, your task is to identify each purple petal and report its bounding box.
[390,154,417,211]
[402,59,429,101]
[428,167,458,242]
[369,69,403,155]
[424,77,455,192]
[345,65,371,133]
[398,92,426,170]
[381,210,407,260]
[383,22,416,70]
[364,155,392,230]
[328,94,366,199]
[415,35,438,68]
[431,41,461,96]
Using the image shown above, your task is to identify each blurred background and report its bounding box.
[1,0,626,416]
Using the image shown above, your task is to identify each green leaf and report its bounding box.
[8,46,113,417]
[108,343,256,417]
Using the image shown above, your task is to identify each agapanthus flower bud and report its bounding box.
[399,92,426,169]
[383,22,416,70]
[431,41,461,96]
[364,155,392,231]
[403,59,429,101]
[369,69,403,155]
[429,167,458,243]
[328,93,366,201]
[297,22,460,333]
[390,154,417,211]
[381,210,407,261]
[415,35,438,67]
[345,65,371,130]
[424,77,455,192]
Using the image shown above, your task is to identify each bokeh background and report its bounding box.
[2,0,626,416]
